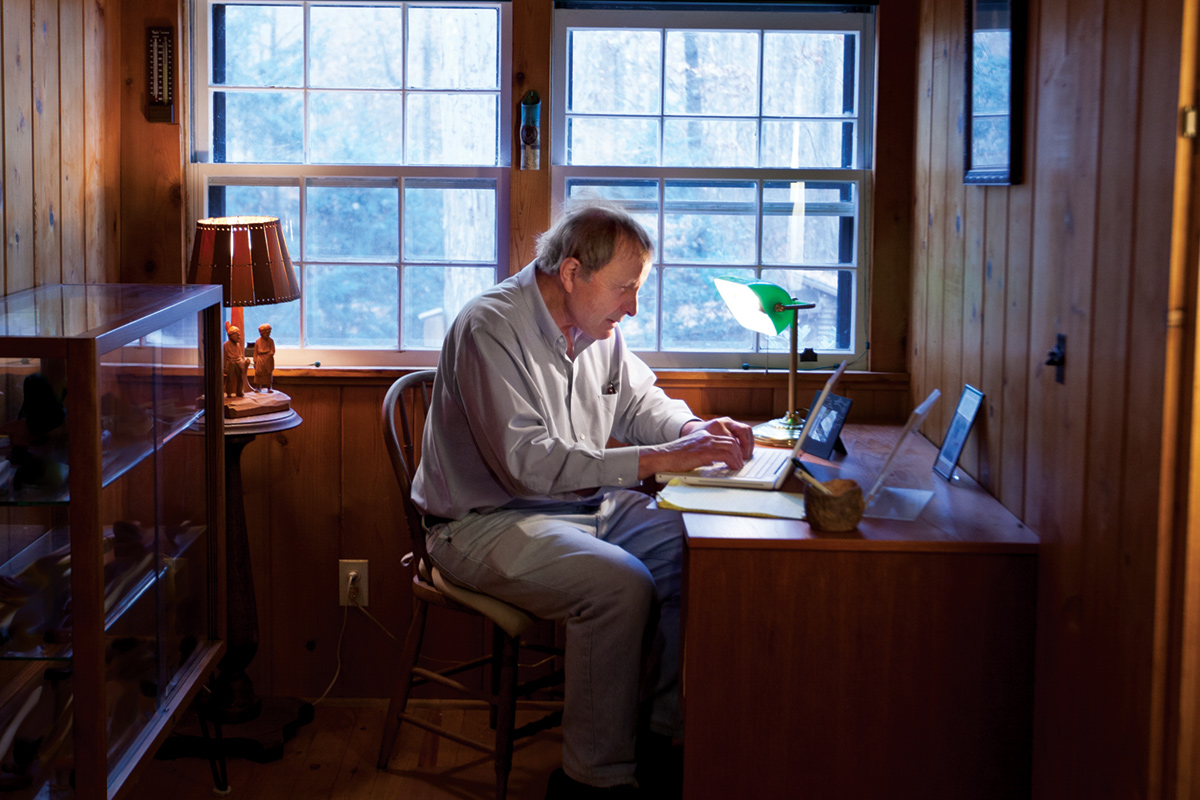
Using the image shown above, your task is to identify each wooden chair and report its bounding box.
[376,370,563,800]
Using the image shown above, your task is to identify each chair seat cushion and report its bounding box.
[427,563,536,638]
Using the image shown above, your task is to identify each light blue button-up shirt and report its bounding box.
[412,263,698,520]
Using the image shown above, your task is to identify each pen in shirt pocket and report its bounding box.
[604,380,618,395]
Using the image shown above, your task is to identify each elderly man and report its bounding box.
[412,202,753,798]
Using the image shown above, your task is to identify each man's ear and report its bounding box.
[559,257,581,294]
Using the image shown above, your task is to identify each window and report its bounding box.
[552,6,875,369]
[191,1,510,366]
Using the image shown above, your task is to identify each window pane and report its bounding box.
[663,119,757,167]
[214,4,303,87]
[972,30,1011,115]
[760,120,853,169]
[971,117,1009,168]
[762,32,850,117]
[306,264,399,348]
[309,6,404,89]
[306,183,399,260]
[619,265,658,350]
[762,181,855,265]
[404,181,497,262]
[567,117,659,166]
[565,179,660,255]
[662,182,757,264]
[660,267,754,351]
[209,183,301,257]
[406,93,498,165]
[243,300,301,349]
[309,92,405,164]
[664,30,759,116]
[567,30,661,115]
[408,7,499,90]
[214,91,304,163]
[760,268,853,350]
[401,266,494,349]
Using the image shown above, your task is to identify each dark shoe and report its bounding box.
[545,767,640,799]
[635,732,683,800]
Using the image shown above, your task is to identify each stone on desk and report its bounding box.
[224,390,291,419]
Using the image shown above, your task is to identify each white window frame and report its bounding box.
[551,6,875,371]
[187,0,512,368]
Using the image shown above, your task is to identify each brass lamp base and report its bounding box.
[753,412,806,448]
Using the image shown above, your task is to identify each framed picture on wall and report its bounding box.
[934,385,985,480]
[964,0,1026,184]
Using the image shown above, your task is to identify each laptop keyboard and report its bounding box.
[698,447,791,479]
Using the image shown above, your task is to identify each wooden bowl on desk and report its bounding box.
[805,478,865,532]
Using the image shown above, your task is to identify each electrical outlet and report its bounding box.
[338,559,369,606]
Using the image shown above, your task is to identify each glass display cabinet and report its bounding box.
[0,284,225,798]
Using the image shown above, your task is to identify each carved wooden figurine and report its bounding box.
[253,324,276,392]
[223,326,251,397]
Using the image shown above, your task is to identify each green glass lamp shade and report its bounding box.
[713,277,797,336]
[713,275,817,447]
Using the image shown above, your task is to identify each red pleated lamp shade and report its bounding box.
[187,215,300,307]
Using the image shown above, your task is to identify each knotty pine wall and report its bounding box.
[912,0,1185,795]
[0,0,120,289]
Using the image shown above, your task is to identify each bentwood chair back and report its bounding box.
[376,370,563,800]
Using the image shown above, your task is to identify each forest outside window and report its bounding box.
[552,5,875,370]
[191,1,510,367]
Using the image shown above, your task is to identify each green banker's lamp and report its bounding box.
[714,277,817,447]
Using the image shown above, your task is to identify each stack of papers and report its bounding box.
[655,480,807,520]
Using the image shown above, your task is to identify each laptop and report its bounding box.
[655,361,848,490]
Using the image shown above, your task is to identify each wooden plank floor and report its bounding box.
[127,700,563,800]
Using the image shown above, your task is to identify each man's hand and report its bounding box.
[637,417,755,480]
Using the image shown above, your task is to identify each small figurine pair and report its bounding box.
[223,323,275,397]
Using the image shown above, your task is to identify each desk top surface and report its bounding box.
[683,423,1037,553]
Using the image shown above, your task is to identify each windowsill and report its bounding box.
[264,365,909,388]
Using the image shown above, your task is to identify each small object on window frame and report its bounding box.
[147,27,175,123]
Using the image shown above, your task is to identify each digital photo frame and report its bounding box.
[801,392,852,460]
[934,384,985,480]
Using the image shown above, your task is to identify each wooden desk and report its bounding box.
[680,423,1038,800]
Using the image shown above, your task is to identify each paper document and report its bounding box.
[655,480,807,520]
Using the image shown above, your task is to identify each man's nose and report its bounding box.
[623,293,639,318]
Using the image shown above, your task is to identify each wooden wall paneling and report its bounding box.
[33,0,62,286]
[4,0,36,293]
[936,0,967,446]
[60,0,85,283]
[868,0,919,374]
[262,383,343,698]
[120,0,185,284]
[911,0,935,415]
[509,0,552,274]
[980,187,1009,495]
[1027,0,1103,791]
[84,0,118,283]
[961,186,985,479]
[338,384,406,697]
[1122,0,1186,790]
[922,0,952,439]
[1081,0,1146,792]
[999,189,1035,517]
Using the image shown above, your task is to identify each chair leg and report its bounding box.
[377,598,429,769]
[489,623,503,730]
[493,632,520,800]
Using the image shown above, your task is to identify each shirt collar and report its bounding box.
[517,262,598,358]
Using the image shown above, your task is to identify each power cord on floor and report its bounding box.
[316,568,559,701]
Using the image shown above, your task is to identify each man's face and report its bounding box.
[561,242,651,341]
